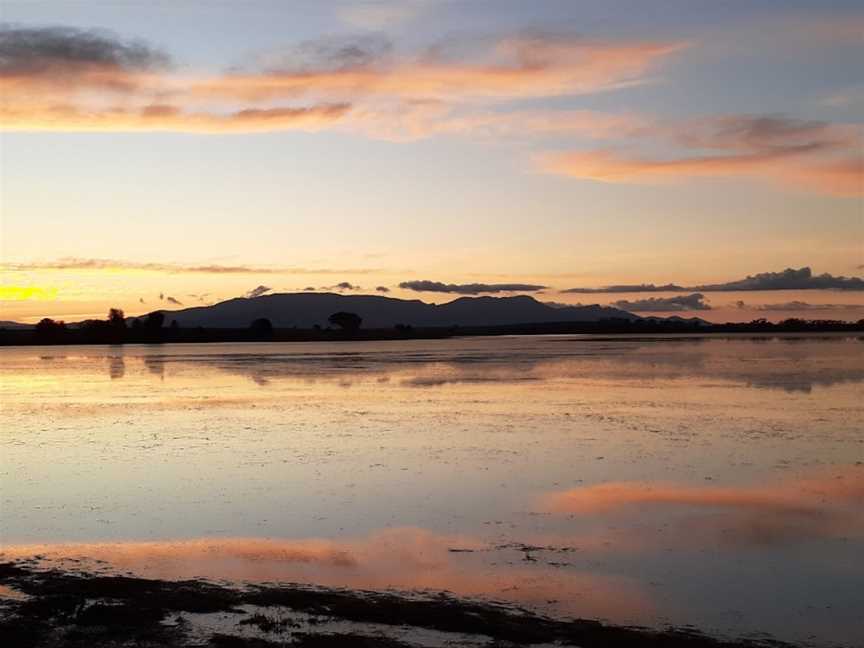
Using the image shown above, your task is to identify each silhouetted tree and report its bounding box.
[81,319,107,331]
[249,317,273,338]
[145,311,165,331]
[108,308,126,330]
[328,311,362,331]
[34,318,67,342]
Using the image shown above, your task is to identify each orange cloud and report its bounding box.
[1,258,379,274]
[0,102,351,133]
[191,37,685,103]
[538,149,862,196]
[1,27,684,136]
[537,115,863,196]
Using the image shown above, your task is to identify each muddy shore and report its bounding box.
[0,560,804,648]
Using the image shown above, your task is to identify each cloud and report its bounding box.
[563,283,686,294]
[537,115,863,196]
[1,26,684,137]
[193,32,685,103]
[244,285,272,299]
[321,281,361,292]
[399,280,547,294]
[696,267,864,291]
[0,26,350,134]
[0,25,168,94]
[563,267,864,293]
[2,257,381,275]
[1,102,352,133]
[613,293,710,312]
[735,300,864,312]
[165,296,182,305]
[375,285,390,293]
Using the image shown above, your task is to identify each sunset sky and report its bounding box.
[1,0,862,323]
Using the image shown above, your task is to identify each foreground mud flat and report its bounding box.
[0,561,799,648]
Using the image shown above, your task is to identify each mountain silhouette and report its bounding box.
[150,293,638,329]
[0,320,34,329]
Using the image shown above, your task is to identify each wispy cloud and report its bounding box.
[2,258,381,275]
[0,26,349,133]
[194,32,685,103]
[1,103,351,133]
[538,115,863,197]
[400,279,547,294]
[1,26,684,136]
[563,267,864,293]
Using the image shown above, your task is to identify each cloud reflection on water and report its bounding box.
[542,466,864,549]
[1,527,652,622]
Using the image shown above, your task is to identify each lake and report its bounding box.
[1,334,862,645]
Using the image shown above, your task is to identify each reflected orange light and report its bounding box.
[541,468,864,515]
[0,527,651,622]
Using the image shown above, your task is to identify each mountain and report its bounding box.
[147,293,639,329]
[0,320,33,329]
[642,315,711,326]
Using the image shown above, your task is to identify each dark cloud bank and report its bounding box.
[613,293,711,312]
[563,267,864,293]
[0,25,168,79]
[736,300,864,312]
[400,280,547,295]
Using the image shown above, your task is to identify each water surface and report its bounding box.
[1,335,862,645]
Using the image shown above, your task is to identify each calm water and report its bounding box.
[1,335,862,645]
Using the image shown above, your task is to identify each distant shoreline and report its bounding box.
[2,320,862,347]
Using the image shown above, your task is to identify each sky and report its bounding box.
[0,0,862,323]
